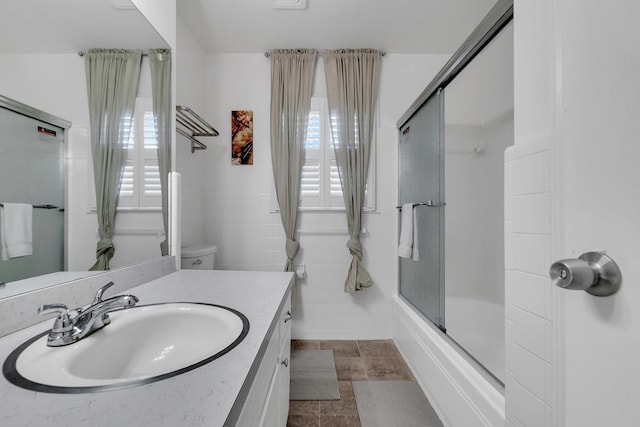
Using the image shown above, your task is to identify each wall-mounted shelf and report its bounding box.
[176,106,219,153]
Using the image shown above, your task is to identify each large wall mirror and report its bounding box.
[0,0,171,299]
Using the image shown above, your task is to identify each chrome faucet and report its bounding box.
[38,282,139,347]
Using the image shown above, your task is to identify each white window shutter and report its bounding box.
[300,106,322,207]
[140,108,160,207]
[116,98,160,208]
[328,158,344,208]
[295,96,374,211]
[117,160,136,207]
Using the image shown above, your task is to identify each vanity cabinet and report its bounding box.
[236,293,291,427]
[0,270,295,427]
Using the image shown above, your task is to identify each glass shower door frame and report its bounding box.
[397,90,446,332]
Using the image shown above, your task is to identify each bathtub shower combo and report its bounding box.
[394,1,513,426]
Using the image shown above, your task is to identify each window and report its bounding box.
[89,97,161,210]
[299,97,376,211]
[300,97,343,209]
[118,98,161,208]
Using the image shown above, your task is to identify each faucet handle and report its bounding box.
[38,303,73,333]
[93,281,115,304]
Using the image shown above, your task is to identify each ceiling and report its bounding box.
[1,0,499,56]
[177,0,498,54]
[0,0,168,54]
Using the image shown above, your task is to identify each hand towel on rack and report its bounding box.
[398,203,419,260]
[1,203,33,260]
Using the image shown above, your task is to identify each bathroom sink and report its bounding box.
[3,303,249,393]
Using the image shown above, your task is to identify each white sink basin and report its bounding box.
[4,303,248,392]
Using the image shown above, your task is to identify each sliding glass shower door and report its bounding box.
[398,91,445,330]
[397,18,513,384]
[0,104,65,283]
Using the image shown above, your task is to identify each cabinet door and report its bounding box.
[277,328,291,427]
[259,366,280,427]
[237,328,280,426]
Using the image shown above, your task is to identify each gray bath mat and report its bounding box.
[353,381,443,427]
[290,350,340,400]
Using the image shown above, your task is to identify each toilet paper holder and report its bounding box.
[549,251,622,297]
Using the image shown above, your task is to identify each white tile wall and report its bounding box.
[512,271,550,320]
[507,1,558,423]
[505,143,556,425]
[513,193,550,235]
[512,307,549,361]
[511,381,549,427]
[512,344,546,400]
[512,234,550,277]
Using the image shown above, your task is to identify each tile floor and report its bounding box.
[286,339,425,427]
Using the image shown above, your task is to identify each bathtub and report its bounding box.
[392,295,505,427]
[445,297,505,384]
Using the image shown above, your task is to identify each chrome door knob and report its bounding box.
[549,251,622,296]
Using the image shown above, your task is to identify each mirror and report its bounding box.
[0,0,171,299]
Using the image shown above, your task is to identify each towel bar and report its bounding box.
[0,204,60,210]
[395,201,446,209]
[176,105,219,153]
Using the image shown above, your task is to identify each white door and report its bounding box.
[554,0,640,425]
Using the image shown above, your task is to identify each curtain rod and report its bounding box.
[264,50,386,58]
[77,50,150,57]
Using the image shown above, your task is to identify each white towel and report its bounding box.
[1,203,33,260]
[398,203,419,260]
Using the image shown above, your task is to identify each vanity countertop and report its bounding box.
[0,269,293,427]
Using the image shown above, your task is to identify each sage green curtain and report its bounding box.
[85,49,142,270]
[269,49,317,274]
[149,49,172,256]
[323,49,381,293]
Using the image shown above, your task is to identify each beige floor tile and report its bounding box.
[292,339,321,350]
[287,414,320,427]
[319,414,361,427]
[357,339,401,358]
[320,340,360,357]
[334,357,368,381]
[290,400,320,415]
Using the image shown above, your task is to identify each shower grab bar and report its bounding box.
[0,203,60,210]
[395,200,446,209]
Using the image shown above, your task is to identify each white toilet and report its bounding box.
[181,245,218,270]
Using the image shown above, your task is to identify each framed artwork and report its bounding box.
[231,110,253,165]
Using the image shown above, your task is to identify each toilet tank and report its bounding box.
[181,245,217,270]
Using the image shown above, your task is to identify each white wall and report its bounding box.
[179,53,447,338]
[176,17,208,247]
[132,0,177,50]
